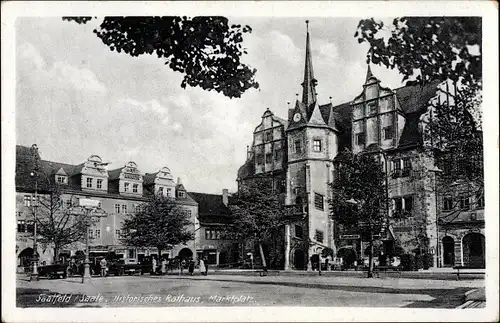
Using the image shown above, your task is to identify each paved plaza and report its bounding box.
[17,273,483,308]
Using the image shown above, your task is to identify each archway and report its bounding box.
[293,249,305,270]
[462,233,485,268]
[18,247,34,267]
[442,236,455,266]
[178,248,193,260]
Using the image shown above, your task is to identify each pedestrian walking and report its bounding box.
[100,257,107,277]
[181,259,186,275]
[152,256,157,275]
[188,258,195,276]
[199,258,206,276]
[161,257,167,275]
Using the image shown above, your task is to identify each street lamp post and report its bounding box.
[427,166,443,268]
[29,144,39,282]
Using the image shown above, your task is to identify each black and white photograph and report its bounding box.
[2,1,498,322]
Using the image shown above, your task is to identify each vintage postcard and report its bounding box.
[1,1,498,322]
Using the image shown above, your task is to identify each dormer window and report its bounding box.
[166,188,172,197]
[178,191,185,198]
[132,184,138,193]
[97,179,103,189]
[56,175,67,184]
[158,186,164,195]
[86,178,93,188]
[124,182,130,192]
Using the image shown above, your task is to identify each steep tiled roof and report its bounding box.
[394,81,440,114]
[237,158,255,180]
[188,192,232,224]
[107,167,124,181]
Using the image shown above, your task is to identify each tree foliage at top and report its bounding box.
[63,16,259,98]
[120,195,194,257]
[355,17,481,87]
[226,180,292,242]
[329,150,388,228]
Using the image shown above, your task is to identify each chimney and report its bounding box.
[222,189,228,206]
[177,177,182,185]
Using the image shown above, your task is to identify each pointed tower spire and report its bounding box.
[301,20,317,110]
[365,63,374,83]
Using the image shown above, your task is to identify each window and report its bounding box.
[206,228,214,240]
[265,131,273,142]
[97,179,103,189]
[368,102,377,115]
[476,192,484,208]
[403,196,413,212]
[134,204,142,213]
[17,220,26,233]
[383,126,393,140]
[95,229,101,239]
[265,153,273,164]
[314,193,324,210]
[295,225,303,239]
[26,220,34,233]
[158,186,164,195]
[443,196,453,211]
[178,191,185,198]
[56,175,67,184]
[394,198,403,213]
[315,230,324,243]
[355,133,365,145]
[86,177,93,188]
[295,139,302,153]
[393,196,413,216]
[313,139,322,152]
[132,184,138,193]
[256,154,264,165]
[393,159,402,170]
[24,195,31,207]
[459,195,471,210]
[274,149,282,162]
[124,182,130,192]
[97,201,101,208]
[114,204,121,214]
[166,188,172,197]
[121,205,127,213]
[89,229,95,239]
[115,229,121,239]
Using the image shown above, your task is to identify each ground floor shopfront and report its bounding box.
[438,227,485,268]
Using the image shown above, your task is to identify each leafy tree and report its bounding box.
[120,195,194,259]
[355,17,481,87]
[33,181,88,264]
[225,179,293,271]
[329,149,388,278]
[63,16,259,98]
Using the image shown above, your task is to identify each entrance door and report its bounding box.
[462,233,485,268]
[442,236,455,267]
[293,249,305,270]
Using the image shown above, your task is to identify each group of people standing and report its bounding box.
[151,256,208,276]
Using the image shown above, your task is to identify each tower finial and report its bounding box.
[306,20,309,32]
[365,62,374,83]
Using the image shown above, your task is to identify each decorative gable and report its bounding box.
[80,155,109,192]
[119,161,143,195]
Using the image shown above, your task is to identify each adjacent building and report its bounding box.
[237,23,484,270]
[15,145,198,268]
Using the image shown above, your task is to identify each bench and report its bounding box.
[374,265,402,278]
[453,266,486,280]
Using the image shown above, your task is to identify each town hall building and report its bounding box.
[237,22,484,270]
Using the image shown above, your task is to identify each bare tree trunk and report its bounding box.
[53,246,59,264]
[367,231,374,278]
[258,243,267,272]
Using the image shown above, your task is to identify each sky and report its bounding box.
[16,17,405,194]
